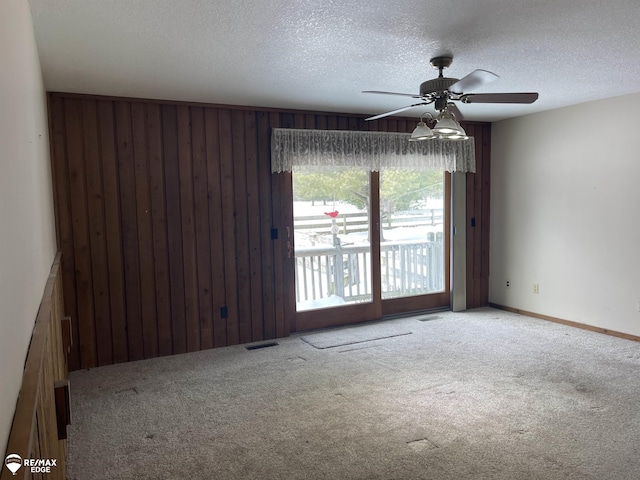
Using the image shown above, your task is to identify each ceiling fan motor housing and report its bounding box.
[363,54,539,121]
[419,77,459,96]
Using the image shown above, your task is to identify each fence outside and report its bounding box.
[294,210,445,310]
[295,235,444,309]
[294,209,444,237]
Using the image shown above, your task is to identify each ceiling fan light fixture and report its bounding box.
[432,110,468,139]
[409,120,434,141]
[444,133,469,140]
[433,111,464,135]
[445,122,467,140]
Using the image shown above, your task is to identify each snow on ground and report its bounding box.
[293,199,443,217]
[297,294,346,312]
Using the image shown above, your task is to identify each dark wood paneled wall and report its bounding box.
[1,253,68,480]
[465,123,492,309]
[48,93,491,370]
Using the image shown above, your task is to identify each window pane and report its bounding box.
[293,170,372,311]
[379,170,445,299]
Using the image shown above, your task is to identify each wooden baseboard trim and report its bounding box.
[488,303,640,343]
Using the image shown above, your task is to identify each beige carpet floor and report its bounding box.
[66,307,640,479]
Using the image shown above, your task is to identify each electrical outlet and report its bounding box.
[533,284,539,294]
[506,280,511,288]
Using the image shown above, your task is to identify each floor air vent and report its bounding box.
[245,342,279,350]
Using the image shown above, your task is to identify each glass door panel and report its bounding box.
[379,170,445,299]
[293,170,372,311]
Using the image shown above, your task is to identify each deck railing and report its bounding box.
[295,236,444,308]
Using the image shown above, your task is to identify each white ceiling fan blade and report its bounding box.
[460,92,539,104]
[449,69,499,94]
[362,90,422,98]
[365,102,429,121]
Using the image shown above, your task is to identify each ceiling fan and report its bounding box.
[363,56,538,121]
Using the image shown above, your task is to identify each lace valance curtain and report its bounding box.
[271,128,476,173]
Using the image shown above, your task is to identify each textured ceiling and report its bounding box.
[28,0,640,122]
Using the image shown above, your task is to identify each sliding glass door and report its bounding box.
[292,168,450,330]
[379,170,445,299]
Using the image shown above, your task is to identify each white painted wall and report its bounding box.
[490,93,640,336]
[0,0,57,457]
